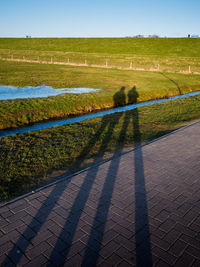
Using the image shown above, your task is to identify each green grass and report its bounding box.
[0,60,200,129]
[1,38,200,56]
[1,37,200,201]
[1,94,200,201]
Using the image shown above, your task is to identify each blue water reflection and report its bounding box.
[0,85,100,100]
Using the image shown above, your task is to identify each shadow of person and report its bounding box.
[131,86,153,266]
[128,85,139,104]
[113,86,126,107]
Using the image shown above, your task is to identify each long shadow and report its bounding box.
[4,86,152,266]
[3,88,124,266]
[131,86,153,266]
[81,86,152,266]
[47,88,126,265]
[160,72,182,95]
[81,105,131,266]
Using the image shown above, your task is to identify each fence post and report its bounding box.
[130,62,133,69]
[189,65,191,73]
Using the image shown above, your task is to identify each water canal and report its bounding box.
[0,89,200,138]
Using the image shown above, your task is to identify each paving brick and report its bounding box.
[63,253,82,266]
[152,246,177,265]
[117,260,133,266]
[26,241,51,259]
[43,247,66,266]
[7,210,28,223]
[155,259,171,267]
[6,247,30,266]
[156,210,170,222]
[169,239,188,257]
[159,218,176,232]
[2,219,24,234]
[62,240,85,259]
[115,246,136,264]
[1,210,14,219]
[113,224,132,239]
[47,235,69,253]
[0,241,13,256]
[173,222,196,237]
[185,245,200,260]
[150,225,166,239]
[101,229,119,245]
[115,234,136,251]
[23,254,47,267]
[102,253,123,266]
[0,253,15,267]
[162,228,181,243]
[180,234,200,249]
[0,230,20,246]
[98,241,120,258]
[151,235,171,251]
[174,252,195,267]
[31,229,52,246]
[0,217,9,228]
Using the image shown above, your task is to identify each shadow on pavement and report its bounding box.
[3,86,152,266]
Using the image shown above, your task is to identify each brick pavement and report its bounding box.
[0,120,200,266]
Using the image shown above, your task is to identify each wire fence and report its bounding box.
[0,54,200,75]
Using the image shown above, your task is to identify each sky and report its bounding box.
[0,0,200,37]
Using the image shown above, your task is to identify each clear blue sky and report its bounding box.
[0,0,199,37]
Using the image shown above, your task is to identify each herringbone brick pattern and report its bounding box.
[0,121,200,266]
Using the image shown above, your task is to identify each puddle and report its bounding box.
[1,90,200,138]
[0,85,100,100]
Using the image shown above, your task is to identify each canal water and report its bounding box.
[0,90,200,138]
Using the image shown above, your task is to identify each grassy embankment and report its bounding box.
[1,38,200,72]
[0,60,200,130]
[0,38,200,201]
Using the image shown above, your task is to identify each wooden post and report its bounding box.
[85,59,87,65]
[189,65,191,73]
[130,62,133,69]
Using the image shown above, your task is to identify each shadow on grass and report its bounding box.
[160,72,182,95]
[3,86,152,266]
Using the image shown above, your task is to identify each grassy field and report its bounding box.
[1,38,200,72]
[0,60,200,129]
[1,94,200,201]
[0,37,200,201]
[1,38,200,56]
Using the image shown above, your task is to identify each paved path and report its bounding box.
[0,121,200,266]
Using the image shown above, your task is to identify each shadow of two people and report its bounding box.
[113,86,139,107]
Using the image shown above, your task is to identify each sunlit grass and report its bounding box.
[1,94,200,201]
